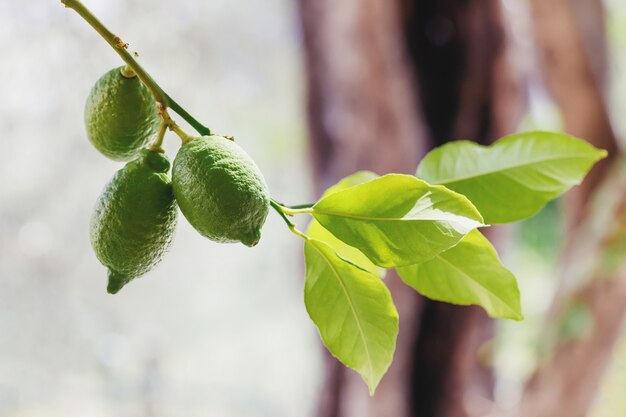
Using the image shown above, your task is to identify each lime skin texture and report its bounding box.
[84,67,160,161]
[172,135,270,247]
[90,150,178,294]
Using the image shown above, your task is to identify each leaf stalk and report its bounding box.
[270,199,309,240]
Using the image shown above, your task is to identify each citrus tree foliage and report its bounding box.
[60,0,607,396]
[416,132,604,223]
[301,132,605,392]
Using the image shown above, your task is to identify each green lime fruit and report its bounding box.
[84,67,160,161]
[172,135,270,247]
[90,149,178,294]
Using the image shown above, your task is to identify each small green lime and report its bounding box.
[172,136,270,247]
[84,67,160,161]
[90,149,178,293]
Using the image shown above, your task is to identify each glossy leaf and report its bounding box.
[304,238,398,394]
[397,230,522,320]
[307,220,384,279]
[307,171,384,278]
[416,131,607,223]
[322,170,380,198]
[311,174,484,268]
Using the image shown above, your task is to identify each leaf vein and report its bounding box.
[435,255,518,316]
[432,154,598,185]
[310,242,374,381]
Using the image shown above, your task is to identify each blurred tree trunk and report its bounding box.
[518,1,624,416]
[297,0,521,416]
[529,0,617,228]
[403,3,521,415]
[298,2,426,416]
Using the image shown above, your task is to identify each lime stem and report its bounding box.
[270,200,309,240]
[270,199,314,215]
[170,123,195,144]
[166,94,211,136]
[120,65,136,79]
[280,206,313,216]
[60,0,166,103]
[287,203,314,210]
[148,121,168,152]
[289,225,309,240]
[60,0,212,136]
[154,105,195,144]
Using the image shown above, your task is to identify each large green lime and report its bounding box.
[172,136,270,247]
[84,67,159,161]
[90,149,178,294]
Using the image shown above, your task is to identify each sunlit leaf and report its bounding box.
[397,230,522,320]
[416,131,607,223]
[308,171,384,278]
[321,170,380,198]
[307,221,384,279]
[311,174,484,267]
[304,238,398,394]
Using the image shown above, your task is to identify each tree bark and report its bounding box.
[299,0,626,415]
[298,1,521,416]
[530,0,618,227]
[519,162,626,417]
[298,1,428,416]
[518,1,624,416]
[403,1,520,415]
[298,0,427,191]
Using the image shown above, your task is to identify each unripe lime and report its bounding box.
[84,67,160,161]
[90,149,178,294]
[172,136,270,247]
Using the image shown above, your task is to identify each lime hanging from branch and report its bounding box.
[90,149,178,294]
[84,66,160,161]
[172,135,270,247]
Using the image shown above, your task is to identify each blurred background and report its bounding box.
[1,1,626,416]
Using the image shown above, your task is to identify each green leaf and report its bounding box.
[311,174,485,268]
[322,170,380,198]
[304,238,398,394]
[397,230,522,320]
[416,131,607,224]
[307,170,384,278]
[307,220,384,279]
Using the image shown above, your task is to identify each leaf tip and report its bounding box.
[502,311,524,321]
[598,148,609,160]
[363,373,382,396]
[495,308,523,321]
[485,309,523,321]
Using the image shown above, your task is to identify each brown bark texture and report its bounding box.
[299,0,626,415]
[530,0,618,227]
[298,1,426,416]
[298,0,520,416]
[517,1,625,416]
[402,2,520,415]
[520,167,626,416]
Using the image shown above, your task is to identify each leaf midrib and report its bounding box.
[313,208,481,224]
[436,254,519,318]
[311,242,374,382]
[428,153,597,186]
